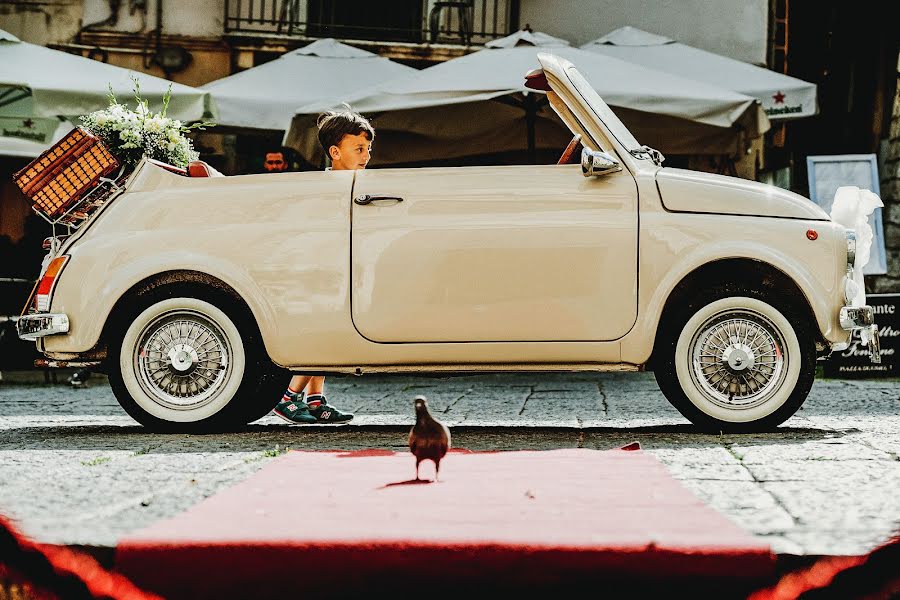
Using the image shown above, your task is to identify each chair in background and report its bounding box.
[429,0,474,45]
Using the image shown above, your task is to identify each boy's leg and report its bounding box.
[289,375,311,393]
[303,376,325,404]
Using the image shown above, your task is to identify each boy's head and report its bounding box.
[317,109,374,171]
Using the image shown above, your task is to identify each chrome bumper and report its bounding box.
[838,306,881,364]
[16,313,70,341]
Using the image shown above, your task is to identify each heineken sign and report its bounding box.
[762,89,814,120]
[824,294,899,377]
[0,116,58,144]
[765,105,804,116]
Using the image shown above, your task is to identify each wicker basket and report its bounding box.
[13,127,120,219]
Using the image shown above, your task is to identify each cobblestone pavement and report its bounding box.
[0,371,897,557]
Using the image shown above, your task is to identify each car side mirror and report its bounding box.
[581,148,622,178]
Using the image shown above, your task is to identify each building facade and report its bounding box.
[2,0,772,84]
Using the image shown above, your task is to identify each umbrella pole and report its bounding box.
[0,87,30,110]
[524,92,536,164]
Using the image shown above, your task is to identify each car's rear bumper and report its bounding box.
[17,313,69,341]
[835,305,881,363]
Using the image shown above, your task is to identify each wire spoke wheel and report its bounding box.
[134,309,232,411]
[110,290,286,432]
[688,309,787,411]
[656,290,814,432]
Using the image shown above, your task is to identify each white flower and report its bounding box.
[145,117,164,133]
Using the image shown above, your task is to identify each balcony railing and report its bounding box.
[224,0,518,45]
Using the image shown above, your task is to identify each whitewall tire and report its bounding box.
[107,285,287,432]
[119,297,245,424]
[655,287,816,431]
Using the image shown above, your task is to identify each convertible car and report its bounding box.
[18,54,879,432]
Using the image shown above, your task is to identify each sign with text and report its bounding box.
[824,294,899,377]
[0,116,58,144]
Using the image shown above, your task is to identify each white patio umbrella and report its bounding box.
[581,26,817,121]
[283,29,768,166]
[202,38,415,131]
[0,28,214,133]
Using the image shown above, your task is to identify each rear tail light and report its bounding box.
[34,255,69,312]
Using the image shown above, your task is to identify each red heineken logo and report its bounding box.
[765,90,803,116]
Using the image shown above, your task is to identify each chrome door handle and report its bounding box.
[354,194,404,206]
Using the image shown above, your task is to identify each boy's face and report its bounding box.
[328,132,372,170]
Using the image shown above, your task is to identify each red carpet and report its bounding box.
[116,448,774,598]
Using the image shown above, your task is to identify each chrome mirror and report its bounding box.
[581,147,622,177]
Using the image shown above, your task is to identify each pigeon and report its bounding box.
[408,395,451,481]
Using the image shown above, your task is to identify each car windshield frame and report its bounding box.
[564,65,642,153]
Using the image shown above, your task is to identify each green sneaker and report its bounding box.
[272,390,317,424]
[306,395,354,424]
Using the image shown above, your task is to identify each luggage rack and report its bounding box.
[35,158,198,256]
[12,127,132,255]
[35,165,131,254]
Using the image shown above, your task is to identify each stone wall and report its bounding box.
[870,76,900,294]
[0,0,82,47]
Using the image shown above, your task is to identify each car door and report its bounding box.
[350,160,638,343]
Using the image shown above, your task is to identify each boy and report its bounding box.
[272,109,374,424]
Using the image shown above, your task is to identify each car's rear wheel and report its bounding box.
[108,287,285,432]
[655,286,816,432]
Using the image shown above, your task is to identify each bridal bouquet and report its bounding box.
[80,78,210,169]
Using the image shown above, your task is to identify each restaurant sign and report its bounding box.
[824,294,899,377]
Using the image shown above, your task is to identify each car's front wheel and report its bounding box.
[655,286,816,432]
[108,288,284,432]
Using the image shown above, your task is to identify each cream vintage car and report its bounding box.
[18,54,880,433]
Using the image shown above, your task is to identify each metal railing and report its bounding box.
[224,0,517,45]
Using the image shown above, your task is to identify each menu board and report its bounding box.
[824,294,898,377]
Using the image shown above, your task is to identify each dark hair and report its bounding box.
[316,109,374,153]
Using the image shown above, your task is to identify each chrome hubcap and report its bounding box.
[168,344,200,373]
[689,310,787,409]
[134,310,231,410]
[722,343,754,372]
